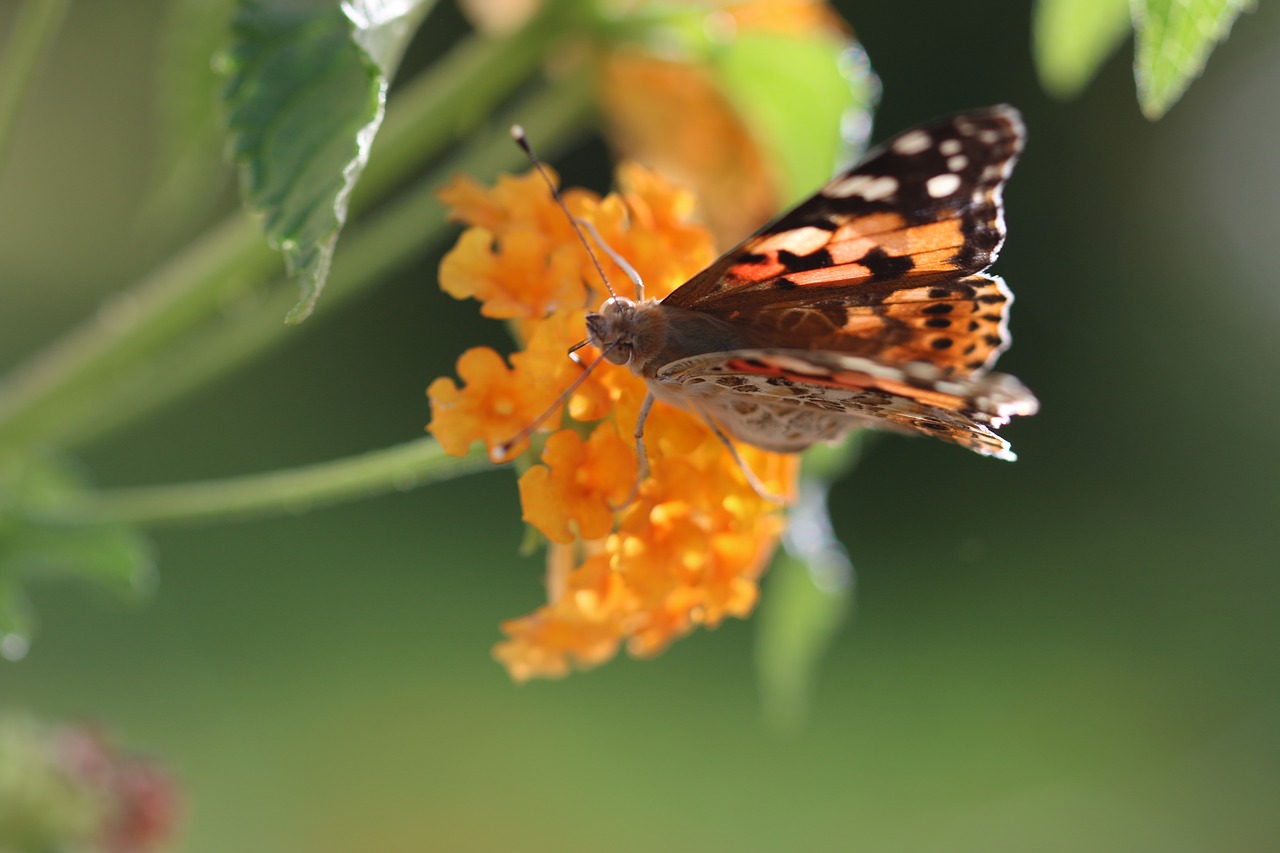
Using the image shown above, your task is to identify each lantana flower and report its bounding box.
[428,164,800,680]
[458,0,865,245]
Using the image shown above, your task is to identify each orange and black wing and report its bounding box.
[663,105,1025,377]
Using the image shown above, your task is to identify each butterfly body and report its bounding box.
[584,105,1038,462]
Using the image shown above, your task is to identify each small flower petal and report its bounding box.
[599,52,778,248]
[439,226,583,319]
[518,425,636,544]
[493,554,634,681]
[427,347,559,458]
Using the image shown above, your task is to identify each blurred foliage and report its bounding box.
[1033,0,1253,116]
[0,715,179,853]
[1131,0,1254,117]
[1033,0,1132,98]
[0,454,154,658]
[223,0,432,323]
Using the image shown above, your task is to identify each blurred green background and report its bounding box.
[3,1,1279,850]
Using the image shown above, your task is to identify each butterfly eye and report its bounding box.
[606,340,632,363]
[603,343,632,366]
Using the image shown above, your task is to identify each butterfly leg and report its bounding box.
[700,415,788,505]
[612,391,656,510]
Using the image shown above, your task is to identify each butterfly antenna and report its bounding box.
[492,344,617,463]
[576,217,645,302]
[511,125,618,300]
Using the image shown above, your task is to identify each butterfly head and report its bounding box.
[586,296,642,366]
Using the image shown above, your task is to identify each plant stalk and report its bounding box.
[47,439,491,526]
[0,0,72,168]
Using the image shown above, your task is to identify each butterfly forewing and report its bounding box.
[701,272,1015,377]
[660,105,1024,379]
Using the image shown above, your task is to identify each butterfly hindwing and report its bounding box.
[656,348,1038,460]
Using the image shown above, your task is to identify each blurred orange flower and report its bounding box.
[459,0,859,245]
[428,164,800,680]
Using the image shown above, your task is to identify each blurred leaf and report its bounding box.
[712,32,878,204]
[1132,0,1252,119]
[756,454,860,735]
[344,0,436,75]
[1033,0,1132,98]
[756,548,853,737]
[223,0,436,324]
[0,582,34,661]
[0,455,154,657]
[798,431,863,482]
[143,0,239,235]
[0,0,72,172]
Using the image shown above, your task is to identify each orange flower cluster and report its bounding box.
[427,164,800,680]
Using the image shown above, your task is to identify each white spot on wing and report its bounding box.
[939,139,962,156]
[861,176,898,201]
[892,129,932,155]
[754,226,831,255]
[947,154,969,172]
[825,174,868,197]
[825,173,898,201]
[926,173,962,198]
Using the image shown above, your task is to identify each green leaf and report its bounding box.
[756,543,853,737]
[755,437,863,734]
[712,31,879,204]
[0,582,34,661]
[1132,0,1252,119]
[344,0,436,77]
[0,454,154,658]
[223,0,437,324]
[1033,0,1133,99]
[0,0,72,171]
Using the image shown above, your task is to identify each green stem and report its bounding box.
[56,78,594,449]
[0,215,277,445]
[0,20,560,450]
[355,11,560,204]
[48,439,492,526]
[0,0,72,169]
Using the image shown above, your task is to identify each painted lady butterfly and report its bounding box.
[582,105,1038,472]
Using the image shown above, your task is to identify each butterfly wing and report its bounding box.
[656,349,1038,459]
[661,105,1025,377]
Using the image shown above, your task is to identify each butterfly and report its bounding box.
[580,105,1038,477]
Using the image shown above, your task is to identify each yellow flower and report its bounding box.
[426,326,583,466]
[429,163,800,681]
[598,51,778,247]
[491,553,634,681]
[518,425,636,544]
[597,2,853,244]
[437,226,582,319]
[426,347,552,459]
[457,1,862,246]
